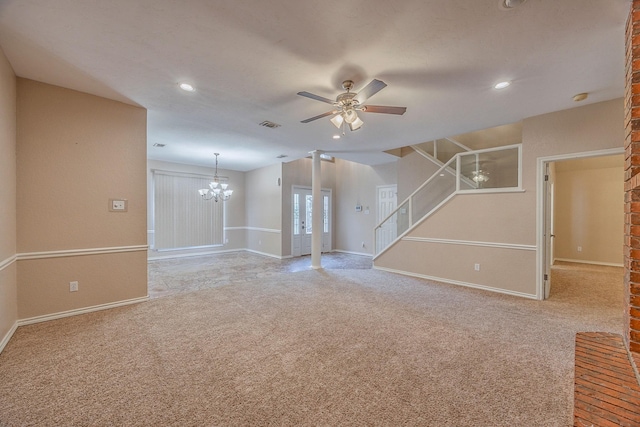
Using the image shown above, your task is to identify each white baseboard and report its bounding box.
[554,258,623,268]
[17,296,149,327]
[244,249,289,260]
[148,248,243,261]
[0,321,18,355]
[332,249,373,258]
[373,266,538,300]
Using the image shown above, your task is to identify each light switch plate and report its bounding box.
[109,199,128,212]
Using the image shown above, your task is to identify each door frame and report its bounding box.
[291,185,332,257]
[536,147,623,300]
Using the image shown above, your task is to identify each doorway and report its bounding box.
[291,186,331,257]
[537,148,624,300]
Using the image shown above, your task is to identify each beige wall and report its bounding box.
[16,79,148,318]
[376,99,623,297]
[335,159,396,254]
[554,156,624,266]
[281,158,336,256]
[245,163,282,257]
[0,47,17,348]
[147,159,246,258]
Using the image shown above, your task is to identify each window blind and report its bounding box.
[153,170,224,250]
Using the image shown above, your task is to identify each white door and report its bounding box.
[292,187,331,256]
[377,185,398,253]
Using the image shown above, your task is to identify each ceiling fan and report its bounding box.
[297,79,407,132]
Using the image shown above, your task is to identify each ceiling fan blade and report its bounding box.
[354,79,387,104]
[300,111,337,123]
[361,105,407,115]
[297,91,336,104]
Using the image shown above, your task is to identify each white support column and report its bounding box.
[311,150,323,269]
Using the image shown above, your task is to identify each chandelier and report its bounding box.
[198,153,233,202]
[471,169,490,186]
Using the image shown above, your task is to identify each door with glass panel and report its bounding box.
[292,186,331,256]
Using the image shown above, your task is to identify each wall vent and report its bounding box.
[259,121,281,129]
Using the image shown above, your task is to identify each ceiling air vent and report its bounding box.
[276,154,288,159]
[259,120,281,129]
[153,143,166,147]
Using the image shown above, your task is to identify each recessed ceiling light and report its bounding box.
[494,81,511,90]
[178,82,195,92]
[333,135,341,139]
[573,93,588,102]
[501,0,527,9]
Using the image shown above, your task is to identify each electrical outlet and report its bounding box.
[474,264,480,271]
[109,199,128,212]
[70,281,78,292]
[361,241,365,248]
[577,246,582,252]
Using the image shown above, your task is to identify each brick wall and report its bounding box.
[625,0,640,354]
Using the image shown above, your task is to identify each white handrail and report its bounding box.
[374,156,456,230]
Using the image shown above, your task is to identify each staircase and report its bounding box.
[373,138,472,257]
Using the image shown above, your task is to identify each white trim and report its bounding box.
[554,258,624,268]
[536,147,625,301]
[0,321,18,355]
[0,254,17,272]
[244,249,288,259]
[243,227,281,234]
[17,296,149,327]
[456,188,526,195]
[402,237,536,251]
[17,245,148,261]
[148,248,243,261]
[147,230,155,233]
[332,249,373,258]
[373,266,538,300]
[223,226,281,234]
[536,147,624,164]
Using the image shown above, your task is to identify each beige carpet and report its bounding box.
[0,258,623,426]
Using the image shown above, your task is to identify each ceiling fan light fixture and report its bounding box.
[344,109,359,124]
[349,116,364,131]
[330,114,344,129]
